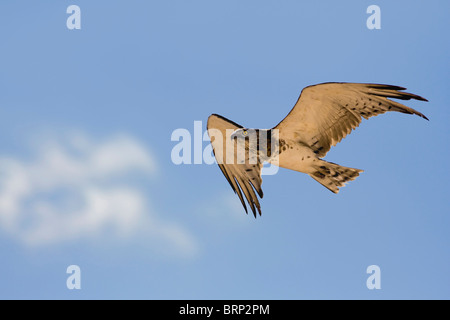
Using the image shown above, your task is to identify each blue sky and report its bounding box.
[0,0,449,299]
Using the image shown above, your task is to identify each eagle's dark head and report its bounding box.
[231,128,275,162]
[231,128,257,139]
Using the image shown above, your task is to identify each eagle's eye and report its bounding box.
[242,130,248,136]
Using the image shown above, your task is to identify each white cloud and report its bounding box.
[0,132,198,257]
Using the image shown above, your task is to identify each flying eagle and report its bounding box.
[207,82,428,217]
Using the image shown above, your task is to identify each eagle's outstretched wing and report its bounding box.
[274,83,428,157]
[207,114,263,217]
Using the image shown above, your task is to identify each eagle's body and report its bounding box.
[274,141,317,174]
[207,82,428,217]
[272,133,362,193]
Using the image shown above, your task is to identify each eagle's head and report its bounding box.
[231,128,256,138]
[231,128,257,150]
[231,128,274,162]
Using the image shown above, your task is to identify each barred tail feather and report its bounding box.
[309,160,363,193]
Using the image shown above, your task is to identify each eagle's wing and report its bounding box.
[207,114,263,217]
[274,83,428,157]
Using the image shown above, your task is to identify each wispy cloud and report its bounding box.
[0,132,198,257]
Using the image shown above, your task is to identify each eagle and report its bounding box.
[207,82,428,217]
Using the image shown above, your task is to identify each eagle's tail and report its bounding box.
[309,160,363,193]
